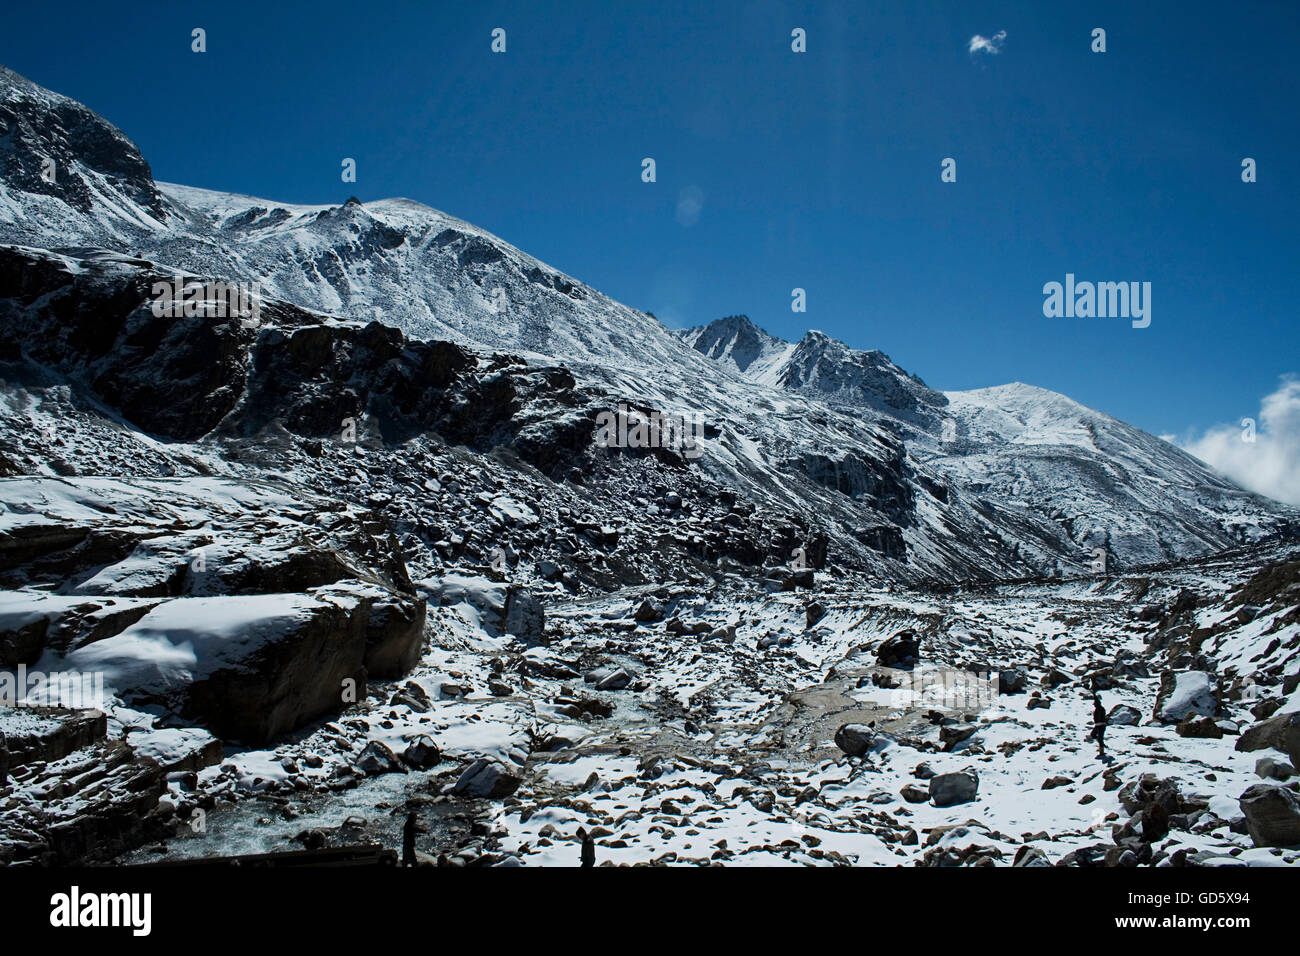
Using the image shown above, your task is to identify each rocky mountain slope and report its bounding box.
[683,314,1295,570]
[0,64,1297,868]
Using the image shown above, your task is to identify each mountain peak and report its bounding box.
[0,64,166,225]
[677,314,787,375]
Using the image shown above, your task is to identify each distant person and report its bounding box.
[1090,691,1108,758]
[402,811,423,867]
[577,827,595,868]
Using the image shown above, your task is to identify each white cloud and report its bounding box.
[1181,378,1300,506]
[968,30,1007,56]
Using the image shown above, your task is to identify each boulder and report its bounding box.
[502,586,545,644]
[707,625,736,644]
[834,723,876,757]
[1154,670,1219,724]
[1176,714,1223,739]
[900,784,930,803]
[997,667,1028,695]
[452,758,522,798]
[1118,776,1185,818]
[940,723,977,748]
[929,770,978,807]
[1041,668,1072,689]
[1107,704,1142,726]
[805,602,826,628]
[1013,845,1051,867]
[633,598,665,624]
[595,669,631,691]
[876,631,920,668]
[67,591,376,746]
[1256,756,1295,780]
[354,741,406,776]
[1238,784,1300,847]
[1235,711,1300,767]
[786,568,815,589]
[360,591,427,678]
[402,735,441,770]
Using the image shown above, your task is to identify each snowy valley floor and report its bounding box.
[86,544,1300,868]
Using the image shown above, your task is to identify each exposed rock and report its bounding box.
[876,630,920,668]
[1238,783,1300,847]
[929,770,978,807]
[452,758,522,798]
[1,707,107,768]
[354,740,406,776]
[1106,704,1142,726]
[1154,670,1219,724]
[834,723,876,757]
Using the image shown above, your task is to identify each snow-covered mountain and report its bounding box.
[680,315,948,423]
[680,313,1295,569]
[0,63,1294,582]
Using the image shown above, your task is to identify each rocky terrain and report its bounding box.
[0,64,1298,867]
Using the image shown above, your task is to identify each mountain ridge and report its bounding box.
[0,63,1294,583]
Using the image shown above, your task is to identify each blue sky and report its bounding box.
[2,1,1297,441]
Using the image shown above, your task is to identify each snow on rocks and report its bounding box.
[1154,670,1219,724]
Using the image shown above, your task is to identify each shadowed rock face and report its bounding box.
[0,246,608,482]
[0,247,254,439]
[171,590,370,745]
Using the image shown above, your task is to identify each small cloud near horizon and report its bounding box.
[1179,377,1300,506]
[968,30,1007,56]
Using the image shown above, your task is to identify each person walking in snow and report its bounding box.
[577,827,595,868]
[1090,691,1108,758]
